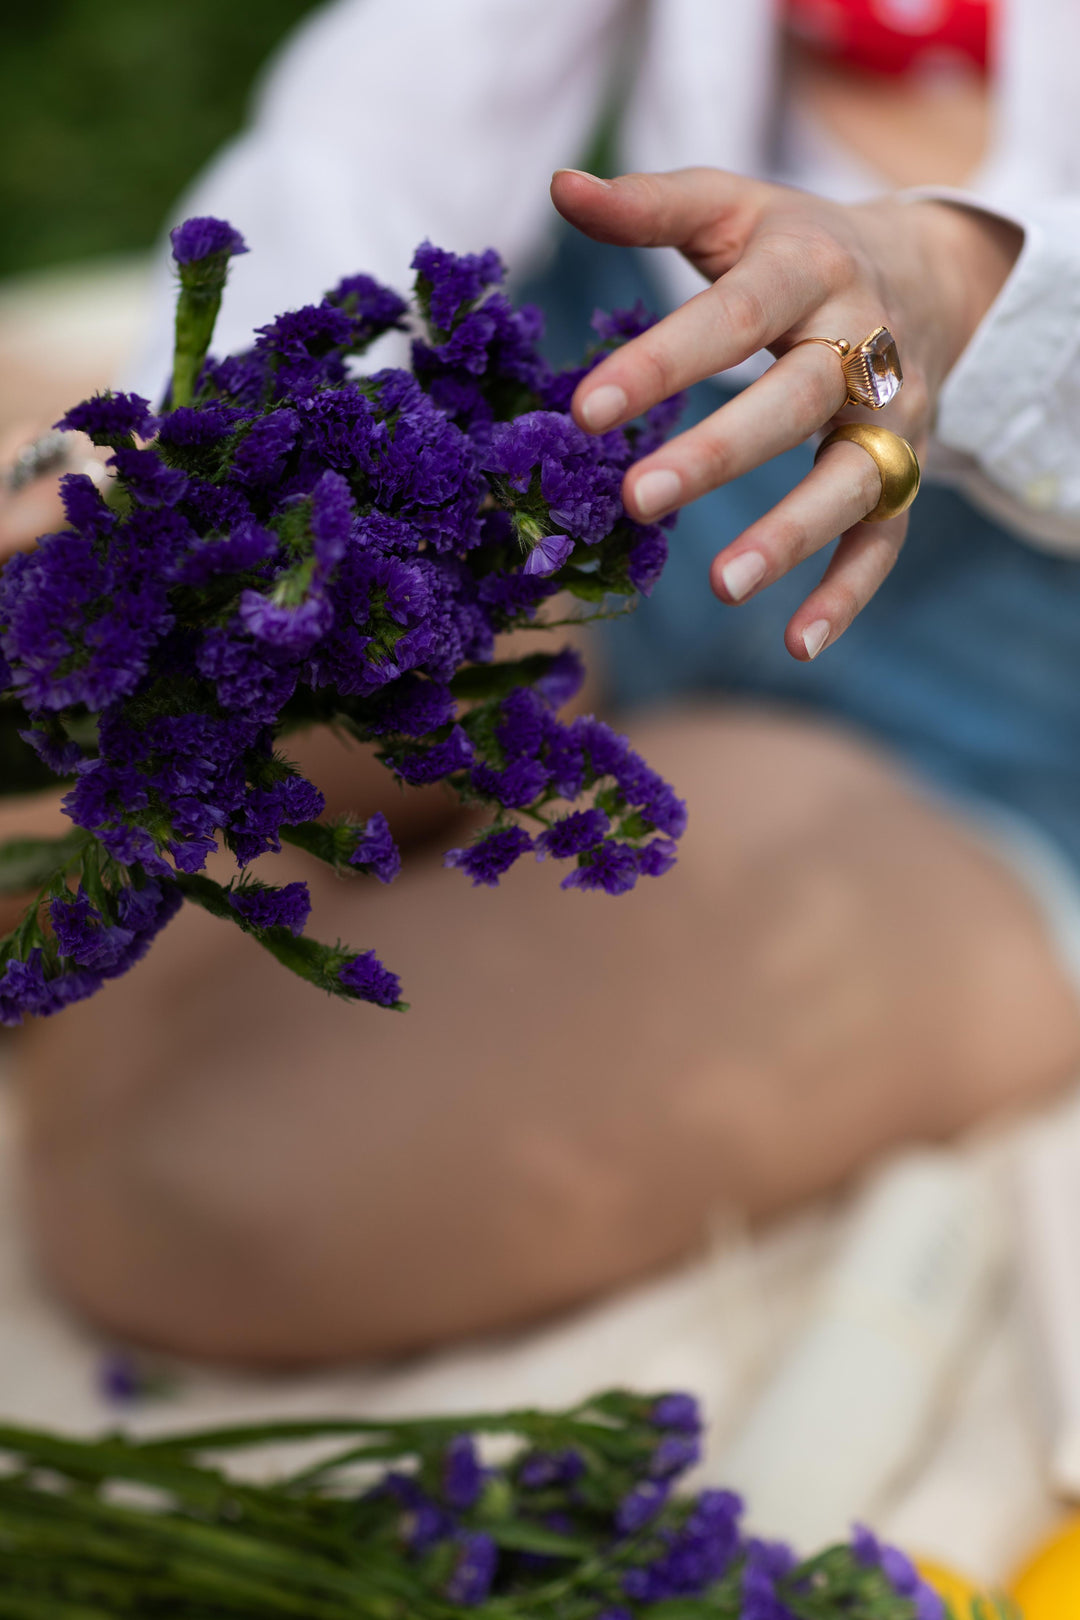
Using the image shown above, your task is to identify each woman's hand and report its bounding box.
[551,168,1020,660]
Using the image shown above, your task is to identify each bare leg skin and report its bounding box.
[14,704,1080,1366]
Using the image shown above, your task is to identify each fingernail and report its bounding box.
[721,549,767,602]
[632,468,682,518]
[803,619,830,660]
[553,167,612,189]
[580,384,628,432]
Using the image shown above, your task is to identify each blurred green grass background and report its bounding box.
[1,0,323,278]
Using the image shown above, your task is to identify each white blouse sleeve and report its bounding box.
[125,0,627,399]
[920,191,1080,555]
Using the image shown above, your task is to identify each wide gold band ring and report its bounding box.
[792,326,903,410]
[815,423,921,522]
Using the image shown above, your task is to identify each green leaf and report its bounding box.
[0,830,89,896]
[485,1521,593,1558]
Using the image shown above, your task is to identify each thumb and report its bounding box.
[549,166,765,274]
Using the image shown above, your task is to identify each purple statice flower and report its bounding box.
[477,568,558,622]
[535,808,610,861]
[485,412,624,543]
[365,675,456,739]
[523,534,574,577]
[256,302,353,362]
[254,303,354,395]
[281,775,325,824]
[0,236,685,1021]
[178,518,277,586]
[470,757,549,810]
[627,524,668,595]
[852,1529,944,1620]
[55,390,153,446]
[444,825,533,887]
[109,446,188,508]
[326,271,409,346]
[50,888,134,972]
[517,1449,585,1491]
[227,881,311,936]
[561,840,641,896]
[169,216,248,264]
[98,1351,141,1405]
[59,473,115,539]
[181,477,254,535]
[197,633,298,725]
[595,1610,633,1620]
[851,1524,883,1568]
[534,647,585,709]
[648,1433,702,1479]
[230,408,299,488]
[389,725,474,786]
[310,468,354,569]
[349,813,401,883]
[153,403,242,449]
[635,391,689,459]
[338,950,402,1008]
[741,1554,798,1620]
[383,1471,452,1552]
[1,879,180,1028]
[495,687,548,760]
[445,1531,498,1607]
[413,241,504,331]
[19,720,85,776]
[442,1435,485,1511]
[637,837,679,878]
[238,588,333,656]
[622,1488,742,1603]
[615,1479,670,1537]
[591,300,657,345]
[0,526,176,711]
[0,951,95,1027]
[744,1538,797,1582]
[651,1393,704,1434]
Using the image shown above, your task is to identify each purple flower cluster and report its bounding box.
[362,1390,938,1619]
[0,221,687,1025]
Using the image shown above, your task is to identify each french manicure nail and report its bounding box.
[803,618,830,660]
[580,384,628,432]
[633,468,682,518]
[553,167,612,189]
[721,549,767,602]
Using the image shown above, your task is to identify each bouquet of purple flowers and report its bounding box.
[0,1389,984,1617]
[0,218,688,1025]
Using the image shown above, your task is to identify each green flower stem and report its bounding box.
[170,258,230,409]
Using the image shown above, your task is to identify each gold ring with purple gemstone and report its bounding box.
[791,326,903,410]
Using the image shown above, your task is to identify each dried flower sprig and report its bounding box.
[0,1389,1012,1618]
[0,221,687,1024]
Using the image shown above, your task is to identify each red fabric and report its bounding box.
[785,0,992,77]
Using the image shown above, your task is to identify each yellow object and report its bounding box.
[815,421,922,522]
[1009,1514,1080,1618]
[919,1548,1010,1613]
[917,1556,984,1611]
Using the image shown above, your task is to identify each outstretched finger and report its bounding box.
[783,516,908,662]
[621,345,849,522]
[707,439,883,610]
[550,166,767,271]
[570,239,838,435]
